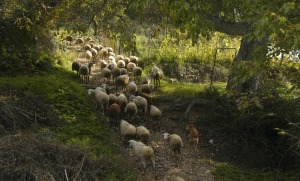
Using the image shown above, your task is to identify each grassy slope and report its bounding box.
[0,66,137,180]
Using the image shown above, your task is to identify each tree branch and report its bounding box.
[198,13,252,36]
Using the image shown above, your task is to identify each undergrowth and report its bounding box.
[211,162,300,181]
[0,68,137,180]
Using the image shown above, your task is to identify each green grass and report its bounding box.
[211,162,300,181]
[0,65,135,179]
[159,80,227,98]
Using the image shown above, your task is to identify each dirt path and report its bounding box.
[79,58,217,181]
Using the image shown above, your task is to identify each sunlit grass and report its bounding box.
[159,80,227,98]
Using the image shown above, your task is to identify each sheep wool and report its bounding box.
[128,140,155,169]
[163,133,183,158]
[120,120,137,144]
[88,88,109,114]
[136,126,150,145]
[108,103,121,131]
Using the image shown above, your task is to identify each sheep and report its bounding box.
[126,62,136,72]
[98,48,108,60]
[128,140,155,169]
[129,55,138,66]
[108,103,121,131]
[185,124,199,150]
[125,102,138,123]
[119,68,128,75]
[141,74,152,85]
[169,175,186,181]
[108,51,115,57]
[109,93,118,106]
[138,92,152,107]
[140,84,151,94]
[129,95,148,115]
[99,83,110,94]
[115,55,124,62]
[106,47,113,53]
[71,60,81,77]
[163,133,183,159]
[150,66,164,90]
[117,93,128,117]
[75,37,84,45]
[90,47,98,62]
[79,63,92,84]
[99,59,107,69]
[132,66,143,83]
[126,81,137,96]
[84,44,91,51]
[149,105,162,130]
[101,68,111,84]
[123,57,130,65]
[108,55,116,63]
[120,120,137,145]
[115,74,130,94]
[93,44,103,51]
[88,88,109,115]
[85,50,93,62]
[136,126,150,145]
[111,67,121,84]
[117,59,125,68]
[107,61,117,70]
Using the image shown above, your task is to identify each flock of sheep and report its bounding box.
[68,36,200,180]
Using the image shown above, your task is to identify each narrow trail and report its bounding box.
[76,57,217,181]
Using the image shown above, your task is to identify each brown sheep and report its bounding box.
[108,103,121,131]
[185,124,199,150]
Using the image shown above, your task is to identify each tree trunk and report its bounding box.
[226,36,268,93]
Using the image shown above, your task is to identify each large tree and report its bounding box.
[138,0,300,93]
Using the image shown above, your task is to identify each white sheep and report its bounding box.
[85,50,93,62]
[150,66,164,90]
[162,133,183,159]
[115,55,124,62]
[115,74,130,94]
[117,93,128,115]
[123,57,130,65]
[125,102,138,122]
[149,105,162,130]
[117,59,126,68]
[88,88,109,115]
[126,81,137,96]
[132,66,143,83]
[129,95,148,115]
[98,48,108,60]
[128,140,155,169]
[126,62,136,72]
[120,120,137,144]
[136,126,150,145]
[99,59,107,69]
[169,175,186,181]
[129,55,139,66]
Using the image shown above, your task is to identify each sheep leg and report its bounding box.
[141,158,147,169]
[151,155,155,169]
